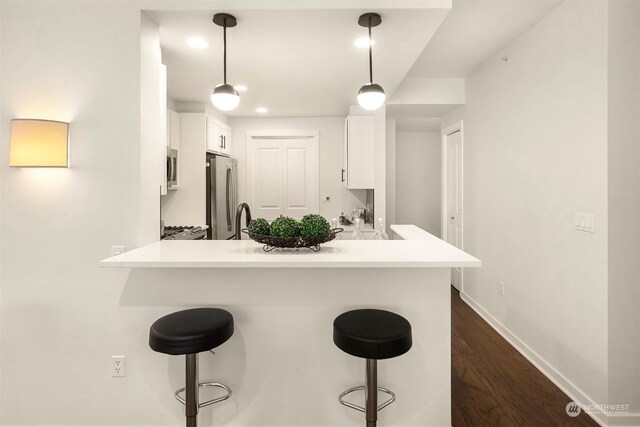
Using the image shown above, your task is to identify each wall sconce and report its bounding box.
[10,119,69,167]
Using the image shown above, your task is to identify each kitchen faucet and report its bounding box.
[235,203,252,240]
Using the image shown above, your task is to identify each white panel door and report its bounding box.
[249,137,319,220]
[252,142,283,220]
[446,130,463,289]
[283,140,318,217]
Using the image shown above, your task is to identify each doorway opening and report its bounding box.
[441,121,464,290]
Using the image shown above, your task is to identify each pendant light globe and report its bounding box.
[211,83,240,111]
[357,83,385,111]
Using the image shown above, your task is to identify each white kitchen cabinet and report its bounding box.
[159,64,168,196]
[220,123,232,156]
[206,117,222,153]
[206,117,232,155]
[343,115,374,189]
[167,109,180,150]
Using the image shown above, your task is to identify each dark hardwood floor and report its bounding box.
[451,287,599,427]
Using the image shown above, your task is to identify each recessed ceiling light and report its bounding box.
[186,37,209,49]
[256,107,268,113]
[234,85,248,92]
[354,36,375,49]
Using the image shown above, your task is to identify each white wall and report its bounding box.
[607,0,640,423]
[140,12,162,243]
[229,117,366,221]
[442,0,610,418]
[0,1,153,424]
[385,119,397,230]
[388,78,465,105]
[395,131,441,236]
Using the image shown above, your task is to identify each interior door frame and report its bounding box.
[246,130,320,218]
[441,120,464,289]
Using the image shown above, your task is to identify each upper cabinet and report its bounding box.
[167,109,180,150]
[159,64,168,196]
[343,114,374,189]
[206,116,232,156]
[206,117,221,153]
[220,123,232,156]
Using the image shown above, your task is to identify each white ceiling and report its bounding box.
[149,8,449,117]
[406,0,561,79]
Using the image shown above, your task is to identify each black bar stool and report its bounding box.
[149,308,234,427]
[333,309,412,427]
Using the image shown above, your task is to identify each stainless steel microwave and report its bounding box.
[167,148,178,189]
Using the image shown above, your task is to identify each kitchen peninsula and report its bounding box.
[101,225,480,426]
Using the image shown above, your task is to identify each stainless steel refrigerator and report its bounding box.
[206,153,238,240]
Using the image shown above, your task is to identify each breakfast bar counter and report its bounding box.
[100,236,480,269]
[101,226,480,426]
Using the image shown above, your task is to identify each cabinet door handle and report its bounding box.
[223,135,226,149]
[341,169,345,182]
[220,135,224,148]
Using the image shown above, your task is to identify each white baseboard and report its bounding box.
[606,413,640,427]
[459,291,630,427]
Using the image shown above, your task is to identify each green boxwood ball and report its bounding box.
[248,218,270,236]
[300,214,331,238]
[270,216,301,238]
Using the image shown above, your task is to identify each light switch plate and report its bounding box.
[574,212,595,233]
[111,245,126,256]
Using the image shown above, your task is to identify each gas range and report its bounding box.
[161,225,208,241]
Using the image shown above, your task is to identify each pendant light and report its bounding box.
[357,13,385,111]
[211,13,240,111]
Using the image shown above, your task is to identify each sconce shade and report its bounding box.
[10,119,69,167]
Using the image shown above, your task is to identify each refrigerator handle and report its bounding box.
[226,167,232,231]
[234,164,239,223]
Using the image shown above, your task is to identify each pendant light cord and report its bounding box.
[368,16,373,84]
[223,18,227,84]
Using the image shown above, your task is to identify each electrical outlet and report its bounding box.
[111,355,126,377]
[111,246,126,256]
[499,281,505,296]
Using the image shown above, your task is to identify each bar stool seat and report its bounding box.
[149,308,234,427]
[149,308,234,355]
[333,309,412,360]
[334,309,412,427]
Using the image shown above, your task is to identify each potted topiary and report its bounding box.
[243,215,342,252]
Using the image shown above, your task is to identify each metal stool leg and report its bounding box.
[339,358,396,425]
[185,353,198,427]
[365,359,377,427]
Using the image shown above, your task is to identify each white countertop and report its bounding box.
[100,226,481,269]
[391,224,445,241]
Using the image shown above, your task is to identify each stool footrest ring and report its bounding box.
[174,382,232,408]
[338,385,396,413]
